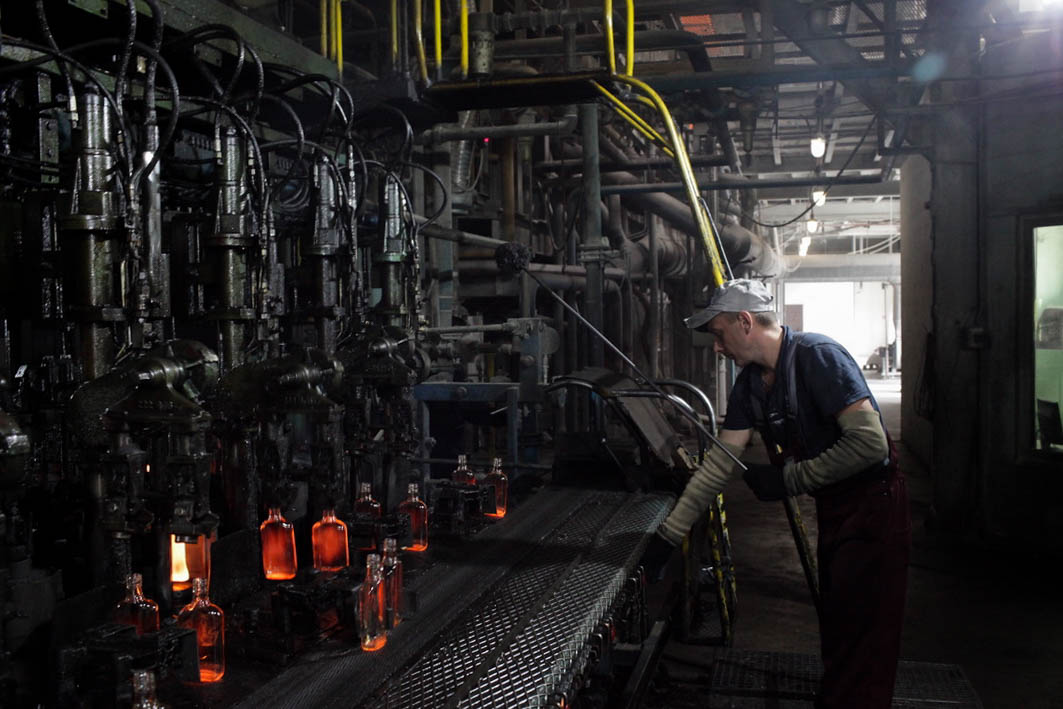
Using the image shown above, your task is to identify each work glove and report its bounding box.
[742,463,787,502]
[640,531,677,583]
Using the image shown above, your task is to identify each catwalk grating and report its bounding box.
[707,650,982,708]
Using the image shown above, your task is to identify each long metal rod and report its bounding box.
[601,173,887,195]
[523,269,746,471]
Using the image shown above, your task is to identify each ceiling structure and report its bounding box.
[627,0,933,268]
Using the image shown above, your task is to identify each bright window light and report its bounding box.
[799,235,812,257]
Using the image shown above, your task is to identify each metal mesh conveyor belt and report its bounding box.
[232,488,670,709]
[373,491,671,709]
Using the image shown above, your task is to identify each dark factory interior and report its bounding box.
[0,0,1061,706]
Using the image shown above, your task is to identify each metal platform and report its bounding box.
[232,488,671,709]
[707,650,983,708]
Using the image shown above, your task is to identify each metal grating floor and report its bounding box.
[707,650,983,709]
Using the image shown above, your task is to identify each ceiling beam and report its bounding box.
[756,180,899,200]
[766,0,904,118]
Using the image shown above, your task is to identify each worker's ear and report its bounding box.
[736,310,754,333]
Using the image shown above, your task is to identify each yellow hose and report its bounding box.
[625,0,634,75]
[320,0,328,57]
[591,81,673,157]
[611,74,727,286]
[460,0,469,78]
[433,0,442,79]
[413,0,429,82]
[390,0,399,70]
[335,0,343,76]
[604,0,616,74]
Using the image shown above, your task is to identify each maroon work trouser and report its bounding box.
[813,466,911,709]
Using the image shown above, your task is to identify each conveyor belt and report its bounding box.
[233,488,670,709]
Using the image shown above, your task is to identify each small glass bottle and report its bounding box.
[312,508,349,571]
[354,482,382,551]
[115,572,160,634]
[452,454,476,486]
[380,538,404,628]
[358,554,387,652]
[177,578,225,682]
[131,669,161,709]
[397,483,428,552]
[260,507,297,580]
[484,457,509,519]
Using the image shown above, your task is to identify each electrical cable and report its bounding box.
[34,1,77,123]
[401,161,449,227]
[740,117,876,230]
[113,0,137,120]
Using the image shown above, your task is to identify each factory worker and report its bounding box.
[642,278,910,709]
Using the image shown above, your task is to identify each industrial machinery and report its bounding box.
[0,1,779,706]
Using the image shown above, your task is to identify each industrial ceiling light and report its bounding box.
[806,211,819,234]
[809,133,826,159]
[799,235,812,257]
[812,189,827,207]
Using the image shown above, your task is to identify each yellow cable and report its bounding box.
[335,0,343,77]
[433,0,443,79]
[604,0,616,74]
[390,0,399,69]
[413,0,429,82]
[591,81,673,157]
[611,74,727,286]
[460,0,469,78]
[625,0,634,76]
[320,0,328,57]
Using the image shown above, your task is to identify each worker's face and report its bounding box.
[706,312,755,366]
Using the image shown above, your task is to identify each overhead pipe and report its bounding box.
[534,153,729,173]
[457,260,633,282]
[423,107,577,143]
[599,173,888,195]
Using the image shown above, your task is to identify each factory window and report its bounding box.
[1033,224,1063,452]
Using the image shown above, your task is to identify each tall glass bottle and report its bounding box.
[484,457,509,518]
[359,554,387,651]
[452,454,476,486]
[131,669,161,709]
[114,573,159,634]
[177,578,225,682]
[381,538,404,628]
[260,507,297,580]
[312,508,349,571]
[354,482,382,551]
[397,483,428,552]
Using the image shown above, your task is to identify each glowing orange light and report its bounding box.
[171,535,191,591]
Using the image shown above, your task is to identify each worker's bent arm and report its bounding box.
[782,397,889,495]
[659,428,751,544]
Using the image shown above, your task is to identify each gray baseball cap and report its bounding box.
[684,279,775,330]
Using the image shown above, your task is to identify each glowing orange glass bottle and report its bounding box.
[312,508,349,571]
[452,454,476,486]
[381,537,403,628]
[177,578,225,682]
[359,554,387,651]
[484,457,508,518]
[260,507,297,580]
[397,483,428,552]
[354,483,382,551]
[114,573,159,634]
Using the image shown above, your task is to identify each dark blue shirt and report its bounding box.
[723,327,883,460]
